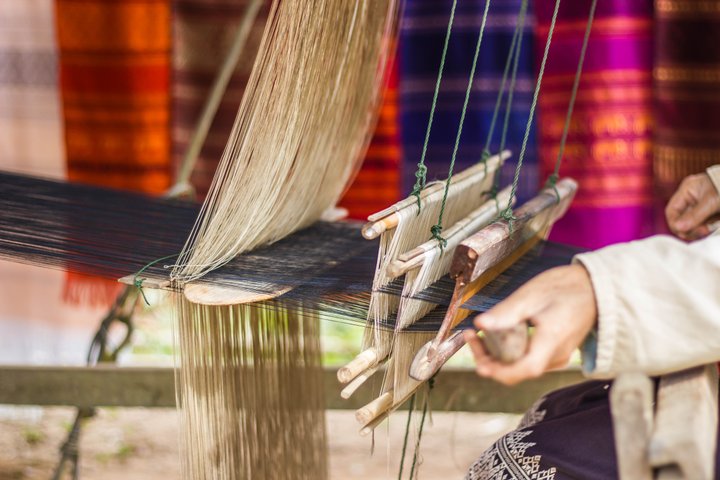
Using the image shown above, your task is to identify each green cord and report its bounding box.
[397,394,416,480]
[481,1,523,165]
[501,0,561,230]
[410,0,458,211]
[132,253,179,305]
[488,0,528,203]
[432,0,492,247]
[545,0,597,201]
[408,377,435,480]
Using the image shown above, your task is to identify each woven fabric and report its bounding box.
[653,0,720,216]
[338,63,402,220]
[172,0,269,197]
[535,0,655,248]
[0,0,64,177]
[56,0,172,194]
[398,0,538,203]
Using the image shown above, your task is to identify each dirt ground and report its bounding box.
[0,407,518,480]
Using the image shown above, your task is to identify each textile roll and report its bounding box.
[535,0,655,248]
[654,0,720,211]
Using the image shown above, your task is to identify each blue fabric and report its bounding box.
[398,0,538,203]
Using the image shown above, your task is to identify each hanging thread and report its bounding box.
[410,0,458,210]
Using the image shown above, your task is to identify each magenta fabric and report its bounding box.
[534,1,655,248]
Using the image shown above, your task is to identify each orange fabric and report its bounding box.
[56,0,172,194]
[339,63,402,220]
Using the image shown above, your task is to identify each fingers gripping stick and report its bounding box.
[409,324,528,382]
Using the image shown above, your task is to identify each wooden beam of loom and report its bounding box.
[0,365,583,413]
[409,178,577,382]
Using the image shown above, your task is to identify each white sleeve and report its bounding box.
[574,232,720,378]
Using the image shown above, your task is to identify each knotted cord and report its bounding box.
[410,0,458,209]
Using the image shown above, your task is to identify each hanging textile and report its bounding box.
[172,0,270,198]
[0,0,64,177]
[654,0,720,218]
[398,0,538,202]
[535,0,655,248]
[55,0,173,303]
[339,63,402,220]
[55,0,172,194]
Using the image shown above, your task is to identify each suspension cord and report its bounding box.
[431,0,493,247]
[410,0,458,210]
[500,0,561,228]
[546,0,597,192]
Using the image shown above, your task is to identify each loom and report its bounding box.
[10,0,709,479]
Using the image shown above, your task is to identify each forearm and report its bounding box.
[575,233,720,378]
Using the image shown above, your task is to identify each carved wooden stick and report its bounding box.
[409,179,578,382]
[355,390,394,425]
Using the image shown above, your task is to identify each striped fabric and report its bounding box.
[172,0,269,198]
[398,0,538,203]
[535,0,655,248]
[55,0,172,195]
[338,64,402,220]
[654,0,720,211]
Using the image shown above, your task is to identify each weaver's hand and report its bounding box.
[463,264,596,386]
[666,173,720,240]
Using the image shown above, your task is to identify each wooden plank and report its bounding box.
[651,365,718,480]
[610,372,654,480]
[0,365,584,413]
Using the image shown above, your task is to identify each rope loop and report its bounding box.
[132,253,179,306]
[544,173,561,204]
[499,207,517,233]
[481,149,491,176]
[430,224,447,249]
[410,163,428,211]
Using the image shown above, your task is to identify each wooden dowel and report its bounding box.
[388,188,514,278]
[355,391,394,425]
[364,150,510,225]
[340,365,380,399]
[337,347,382,383]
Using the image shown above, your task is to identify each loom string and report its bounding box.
[545,0,597,201]
[481,0,527,207]
[410,0,458,211]
[132,253,180,305]
[500,0,561,230]
[431,0,492,248]
[397,393,416,480]
[409,377,434,479]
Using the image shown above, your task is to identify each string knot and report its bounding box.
[133,277,150,306]
[480,149,491,175]
[544,173,561,204]
[499,208,517,233]
[430,224,447,249]
[131,253,180,306]
[411,164,428,212]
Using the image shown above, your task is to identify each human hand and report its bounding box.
[665,173,720,240]
[463,264,597,385]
